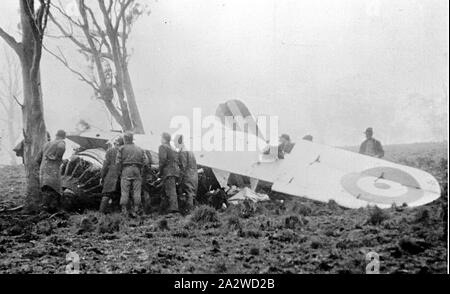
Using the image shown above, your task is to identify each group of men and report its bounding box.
[34,126,383,215]
[34,129,198,217]
[98,131,198,217]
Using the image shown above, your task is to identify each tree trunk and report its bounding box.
[0,0,48,211]
[19,1,47,210]
[20,57,46,208]
[123,65,144,134]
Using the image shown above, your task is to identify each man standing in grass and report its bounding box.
[359,127,384,158]
[116,132,148,217]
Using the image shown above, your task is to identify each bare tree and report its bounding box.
[0,47,22,165]
[0,0,51,209]
[47,0,148,134]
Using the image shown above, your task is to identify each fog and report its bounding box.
[0,0,448,162]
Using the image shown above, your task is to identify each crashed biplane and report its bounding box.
[62,100,441,209]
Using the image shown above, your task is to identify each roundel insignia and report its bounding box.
[341,167,424,205]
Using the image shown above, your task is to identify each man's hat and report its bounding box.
[280,134,290,141]
[162,132,171,142]
[123,131,134,142]
[56,129,66,139]
[364,127,373,134]
[115,136,124,145]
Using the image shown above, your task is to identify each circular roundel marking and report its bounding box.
[341,166,424,205]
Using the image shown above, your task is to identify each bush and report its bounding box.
[284,215,302,229]
[414,207,430,224]
[288,201,312,216]
[239,200,257,218]
[190,205,220,224]
[97,214,121,234]
[367,206,389,225]
[226,215,241,231]
[158,219,170,231]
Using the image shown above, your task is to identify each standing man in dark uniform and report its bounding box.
[37,130,66,212]
[141,149,155,213]
[158,132,180,214]
[116,132,148,216]
[359,127,384,158]
[99,137,124,213]
[174,134,198,213]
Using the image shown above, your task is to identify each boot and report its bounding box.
[99,196,110,214]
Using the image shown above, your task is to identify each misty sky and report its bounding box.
[0,0,448,149]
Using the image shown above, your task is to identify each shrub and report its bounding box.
[97,214,121,234]
[288,201,312,216]
[414,207,430,224]
[367,206,389,225]
[190,205,220,224]
[226,215,241,231]
[157,219,170,231]
[284,215,301,229]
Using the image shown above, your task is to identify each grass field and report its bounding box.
[0,142,447,273]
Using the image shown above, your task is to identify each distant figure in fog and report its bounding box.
[359,127,384,158]
[37,130,66,212]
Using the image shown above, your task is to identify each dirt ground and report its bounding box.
[0,142,447,274]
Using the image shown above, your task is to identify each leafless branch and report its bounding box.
[43,44,99,91]
[0,27,22,57]
[114,0,133,33]
[12,95,24,108]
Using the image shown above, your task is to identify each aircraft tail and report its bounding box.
[215,99,265,141]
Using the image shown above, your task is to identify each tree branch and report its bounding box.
[0,27,22,57]
[114,0,133,33]
[43,44,99,91]
[12,95,24,108]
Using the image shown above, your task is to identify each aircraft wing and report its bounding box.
[194,136,441,208]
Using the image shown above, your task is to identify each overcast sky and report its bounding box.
[0,0,448,149]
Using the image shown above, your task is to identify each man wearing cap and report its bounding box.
[359,127,384,158]
[99,137,124,213]
[174,134,198,214]
[158,132,180,214]
[37,130,66,212]
[116,132,148,216]
[278,134,296,159]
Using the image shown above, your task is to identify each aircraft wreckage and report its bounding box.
[60,100,441,211]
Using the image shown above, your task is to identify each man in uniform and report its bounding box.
[141,149,156,214]
[116,132,148,216]
[158,132,180,214]
[174,134,198,213]
[37,130,66,212]
[359,127,384,158]
[99,137,124,213]
[278,134,295,159]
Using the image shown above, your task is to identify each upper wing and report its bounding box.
[270,140,441,208]
[194,135,441,208]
